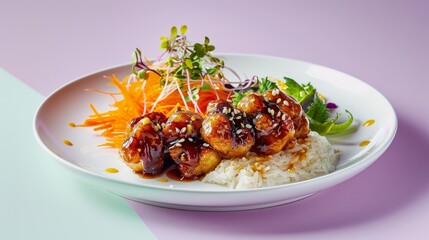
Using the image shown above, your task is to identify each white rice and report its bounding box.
[202,131,338,189]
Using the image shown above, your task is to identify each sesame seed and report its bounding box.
[234,109,240,114]
[180,127,186,133]
[161,123,166,128]
[283,100,289,106]
[276,98,281,104]
[236,115,242,119]
[246,124,252,129]
[178,138,185,143]
[188,138,193,142]
[272,90,277,96]
[175,127,180,133]
[236,129,242,134]
[229,117,234,121]
[243,112,247,117]
[282,113,287,121]
[175,143,182,147]
[241,123,245,128]
[277,111,281,117]
[203,143,210,147]
[222,107,227,114]
[227,108,231,114]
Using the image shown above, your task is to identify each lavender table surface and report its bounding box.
[2,0,429,239]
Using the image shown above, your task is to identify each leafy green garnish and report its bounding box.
[201,83,212,91]
[306,98,330,123]
[232,90,253,106]
[258,77,279,93]
[283,77,316,110]
[232,76,354,135]
[231,77,278,106]
[283,78,353,135]
[307,110,353,135]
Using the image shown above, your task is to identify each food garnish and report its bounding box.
[77,26,355,184]
[232,77,353,135]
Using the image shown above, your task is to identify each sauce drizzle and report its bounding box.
[105,167,119,173]
[63,139,73,146]
[363,119,375,127]
[157,178,169,183]
[359,140,370,147]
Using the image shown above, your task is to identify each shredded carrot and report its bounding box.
[79,72,230,149]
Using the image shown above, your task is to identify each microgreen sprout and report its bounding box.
[131,48,161,78]
[132,25,247,115]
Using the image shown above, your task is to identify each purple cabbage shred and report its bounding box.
[326,102,338,109]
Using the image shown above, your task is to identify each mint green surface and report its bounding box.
[0,69,156,240]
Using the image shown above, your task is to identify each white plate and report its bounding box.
[34,54,397,211]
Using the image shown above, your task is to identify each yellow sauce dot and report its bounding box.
[359,140,370,147]
[68,122,76,127]
[157,178,169,183]
[63,140,73,146]
[105,168,119,173]
[363,119,375,127]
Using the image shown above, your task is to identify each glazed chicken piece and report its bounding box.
[120,112,167,174]
[162,110,203,142]
[168,139,221,178]
[201,100,255,158]
[264,89,310,139]
[237,93,295,155]
[163,110,221,178]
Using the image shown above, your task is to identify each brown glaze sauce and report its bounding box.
[136,170,164,179]
[135,162,203,182]
[134,168,201,182]
[166,168,197,182]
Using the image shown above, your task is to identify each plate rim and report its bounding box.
[33,53,398,193]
